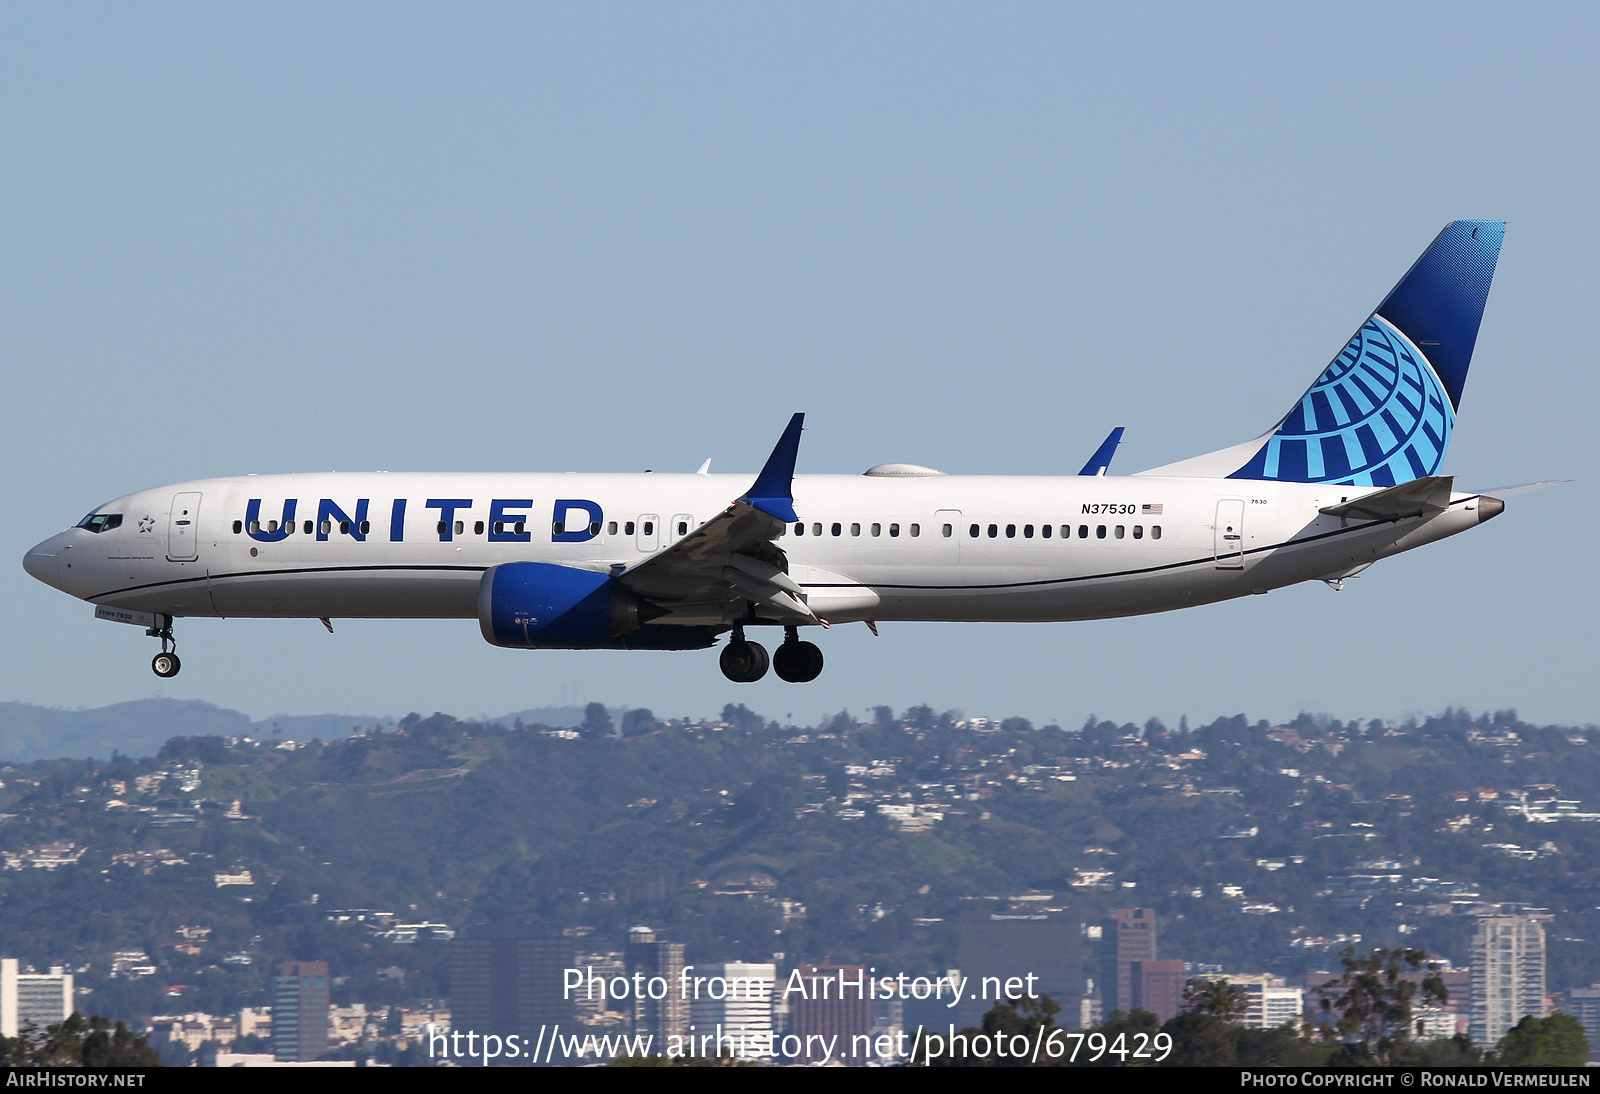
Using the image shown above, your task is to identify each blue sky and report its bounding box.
[3,3,1596,729]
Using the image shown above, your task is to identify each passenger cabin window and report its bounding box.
[626,521,636,535]
[1079,525,1089,538]
[871,523,882,537]
[812,523,822,536]
[1096,525,1106,539]
[232,520,242,534]
[436,521,446,535]
[831,523,842,537]
[267,521,278,533]
[322,521,334,535]
[969,524,979,538]
[1041,524,1051,539]
[1006,524,1016,539]
[1024,524,1034,538]
[360,521,371,535]
[1114,525,1124,539]
[1152,525,1162,539]
[643,521,654,536]
[608,521,618,535]
[304,520,313,535]
[339,521,351,535]
[987,524,998,538]
[910,523,920,537]
[677,521,688,535]
[76,513,124,533]
[454,520,464,536]
[850,523,860,536]
[249,520,260,534]
[793,523,804,536]
[888,523,899,537]
[475,521,485,535]
[1133,525,1143,539]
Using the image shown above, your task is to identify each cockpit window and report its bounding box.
[76,513,122,534]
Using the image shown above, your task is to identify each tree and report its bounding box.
[581,703,613,739]
[1182,977,1250,1020]
[1494,1013,1589,1066]
[621,709,658,737]
[1318,947,1447,1064]
[0,1014,161,1067]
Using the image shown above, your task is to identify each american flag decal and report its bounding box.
[1142,503,1164,515]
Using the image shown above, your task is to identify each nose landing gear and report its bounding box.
[147,616,180,678]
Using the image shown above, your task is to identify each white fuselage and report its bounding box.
[23,471,1495,629]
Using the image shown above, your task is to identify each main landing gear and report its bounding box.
[148,617,180,678]
[718,626,823,684]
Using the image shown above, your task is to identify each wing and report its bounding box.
[616,414,817,626]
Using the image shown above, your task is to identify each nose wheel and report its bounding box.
[773,627,824,683]
[147,617,180,678]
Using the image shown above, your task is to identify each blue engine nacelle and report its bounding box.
[478,562,714,650]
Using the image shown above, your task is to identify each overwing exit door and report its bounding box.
[1214,499,1245,569]
[167,493,202,562]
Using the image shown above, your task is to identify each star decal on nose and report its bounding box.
[138,516,155,533]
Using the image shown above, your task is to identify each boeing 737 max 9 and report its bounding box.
[24,221,1540,684]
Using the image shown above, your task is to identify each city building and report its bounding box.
[787,964,869,1064]
[1562,985,1600,1060]
[0,961,73,1037]
[450,935,574,1064]
[686,962,776,1059]
[272,961,330,1062]
[1470,917,1547,1045]
[1110,908,1158,1014]
[1226,975,1305,1029]
[624,927,687,1047]
[1129,959,1186,1024]
[955,907,1084,1027]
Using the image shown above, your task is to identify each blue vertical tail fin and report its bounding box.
[1139,221,1505,486]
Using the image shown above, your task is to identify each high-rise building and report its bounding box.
[625,927,687,1047]
[1471,917,1547,1045]
[787,964,869,1064]
[1129,959,1186,1024]
[686,962,776,1059]
[0,961,73,1037]
[955,907,1085,1027]
[1226,974,1305,1029]
[1110,909,1157,1013]
[1562,985,1600,1060]
[272,961,330,1062]
[450,935,575,1063]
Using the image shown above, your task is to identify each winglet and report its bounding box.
[744,413,804,523]
[1078,427,1125,476]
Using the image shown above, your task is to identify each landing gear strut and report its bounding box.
[773,626,823,683]
[719,627,769,683]
[148,616,180,678]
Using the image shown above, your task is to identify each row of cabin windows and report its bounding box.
[232,514,1161,544]
[792,522,926,538]
[234,517,684,538]
[968,522,1161,541]
[788,521,1163,541]
[237,519,375,536]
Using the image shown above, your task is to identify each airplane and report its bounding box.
[24,220,1537,685]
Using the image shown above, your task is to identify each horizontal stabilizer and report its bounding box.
[1474,480,1570,499]
[1319,475,1452,521]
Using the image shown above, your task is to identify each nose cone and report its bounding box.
[22,538,61,587]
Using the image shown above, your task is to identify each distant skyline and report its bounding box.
[4,5,1596,727]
